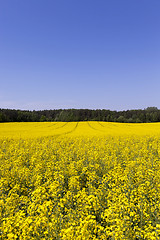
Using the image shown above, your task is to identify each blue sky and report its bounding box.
[0,0,160,110]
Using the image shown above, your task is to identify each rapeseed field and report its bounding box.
[0,122,160,239]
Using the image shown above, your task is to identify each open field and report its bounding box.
[1,121,160,138]
[0,122,160,239]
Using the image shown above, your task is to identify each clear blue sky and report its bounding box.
[0,0,160,111]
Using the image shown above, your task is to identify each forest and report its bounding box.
[0,107,160,123]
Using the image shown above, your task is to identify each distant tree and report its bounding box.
[135,118,142,123]
[127,118,134,123]
[145,107,158,112]
[146,113,151,123]
[117,116,126,123]
[0,112,4,122]
[1,107,160,123]
[151,112,158,122]
[40,115,47,122]
[139,113,145,123]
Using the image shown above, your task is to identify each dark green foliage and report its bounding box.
[0,107,160,123]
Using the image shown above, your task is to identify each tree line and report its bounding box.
[0,107,160,123]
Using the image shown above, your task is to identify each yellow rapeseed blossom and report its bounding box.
[0,122,160,239]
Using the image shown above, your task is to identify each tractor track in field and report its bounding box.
[62,122,79,135]
[31,122,58,128]
[87,122,104,132]
[52,122,79,137]
[46,123,58,128]
[54,122,69,129]
[98,122,121,129]
[98,122,105,127]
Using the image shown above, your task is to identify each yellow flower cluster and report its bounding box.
[0,122,160,239]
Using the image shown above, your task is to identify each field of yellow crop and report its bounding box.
[0,122,160,239]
